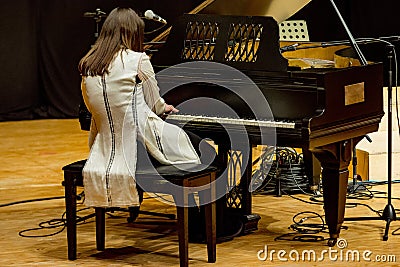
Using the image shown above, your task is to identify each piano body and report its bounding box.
[149,11,384,246]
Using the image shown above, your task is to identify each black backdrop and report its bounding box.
[291,0,399,41]
[0,0,398,121]
[0,0,202,121]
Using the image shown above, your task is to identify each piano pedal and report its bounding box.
[76,191,85,201]
[240,214,261,235]
[309,185,322,197]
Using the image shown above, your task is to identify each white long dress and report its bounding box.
[81,50,200,207]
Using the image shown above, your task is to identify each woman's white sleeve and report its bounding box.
[137,54,165,115]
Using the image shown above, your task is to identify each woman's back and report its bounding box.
[82,50,200,207]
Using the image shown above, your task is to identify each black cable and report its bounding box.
[267,161,400,242]
[275,210,349,243]
[0,196,65,208]
[253,147,311,195]
[290,211,326,234]
[11,189,175,238]
[18,207,93,238]
[275,232,326,242]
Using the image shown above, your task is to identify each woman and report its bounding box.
[78,7,202,208]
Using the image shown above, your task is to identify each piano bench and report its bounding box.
[62,159,218,267]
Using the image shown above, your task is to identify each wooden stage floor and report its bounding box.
[1,119,400,266]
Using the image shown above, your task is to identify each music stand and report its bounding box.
[279,20,310,42]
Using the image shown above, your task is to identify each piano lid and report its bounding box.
[201,0,312,23]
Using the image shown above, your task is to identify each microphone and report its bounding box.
[84,8,107,18]
[144,10,167,24]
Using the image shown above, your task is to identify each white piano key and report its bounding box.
[166,114,295,129]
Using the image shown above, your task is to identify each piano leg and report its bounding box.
[239,144,261,234]
[215,143,260,239]
[311,139,359,247]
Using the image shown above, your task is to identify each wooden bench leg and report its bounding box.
[204,202,216,263]
[64,165,218,266]
[95,208,106,251]
[176,189,189,267]
[64,172,77,260]
[204,185,216,262]
[199,172,217,263]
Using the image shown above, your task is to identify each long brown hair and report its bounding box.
[78,7,145,76]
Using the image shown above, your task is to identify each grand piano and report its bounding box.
[146,0,385,246]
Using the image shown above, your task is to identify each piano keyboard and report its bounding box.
[166,114,295,129]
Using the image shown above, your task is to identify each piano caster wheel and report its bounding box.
[327,238,337,247]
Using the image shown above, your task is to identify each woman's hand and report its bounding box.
[164,104,179,114]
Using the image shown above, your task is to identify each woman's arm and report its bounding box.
[137,53,178,115]
[81,78,98,148]
[88,117,98,148]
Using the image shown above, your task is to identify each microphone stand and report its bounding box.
[328,0,367,65]
[383,45,397,240]
[79,8,107,131]
[329,0,397,241]
[83,8,107,39]
[282,40,397,209]
[282,0,397,242]
[328,0,396,241]
[330,2,397,240]
[343,43,397,242]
